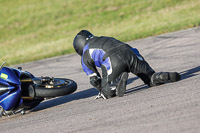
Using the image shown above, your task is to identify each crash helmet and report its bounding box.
[73,30,94,56]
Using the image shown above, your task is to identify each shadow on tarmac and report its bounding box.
[127,77,139,84]
[125,76,149,95]
[33,88,98,111]
[180,66,200,80]
[33,77,139,111]
[125,84,149,95]
[33,66,200,111]
[125,66,200,95]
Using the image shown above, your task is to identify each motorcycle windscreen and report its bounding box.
[0,82,9,95]
[0,67,21,85]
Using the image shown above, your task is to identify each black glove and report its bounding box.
[90,76,101,89]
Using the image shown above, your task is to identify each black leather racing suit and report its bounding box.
[81,36,155,88]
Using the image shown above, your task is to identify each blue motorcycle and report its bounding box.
[0,62,77,116]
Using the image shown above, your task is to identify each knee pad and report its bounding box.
[150,72,169,86]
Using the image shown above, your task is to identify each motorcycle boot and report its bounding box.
[150,72,181,86]
[100,84,116,99]
[116,72,128,97]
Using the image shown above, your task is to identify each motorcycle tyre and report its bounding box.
[34,78,77,98]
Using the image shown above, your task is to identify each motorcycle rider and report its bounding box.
[73,30,181,99]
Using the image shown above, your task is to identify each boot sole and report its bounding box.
[116,72,128,97]
[169,72,181,82]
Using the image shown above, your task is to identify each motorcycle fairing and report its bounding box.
[0,67,21,85]
[0,67,22,111]
[0,86,22,111]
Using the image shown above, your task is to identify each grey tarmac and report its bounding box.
[0,27,200,133]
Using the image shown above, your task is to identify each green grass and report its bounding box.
[0,0,200,65]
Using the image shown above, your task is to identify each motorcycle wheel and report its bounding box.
[34,78,77,98]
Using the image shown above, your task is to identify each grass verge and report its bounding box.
[0,0,200,65]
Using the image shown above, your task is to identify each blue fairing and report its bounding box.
[0,86,21,111]
[0,67,22,111]
[0,78,9,86]
[0,67,21,85]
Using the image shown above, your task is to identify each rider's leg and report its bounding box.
[128,48,181,86]
[100,55,128,99]
[131,59,181,87]
[100,65,116,99]
[130,55,155,87]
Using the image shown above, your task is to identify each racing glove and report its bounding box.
[90,76,101,89]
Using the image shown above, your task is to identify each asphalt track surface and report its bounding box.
[0,27,200,133]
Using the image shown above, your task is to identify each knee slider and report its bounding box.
[151,72,169,86]
[158,72,169,81]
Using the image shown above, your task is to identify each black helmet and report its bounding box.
[73,30,94,56]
